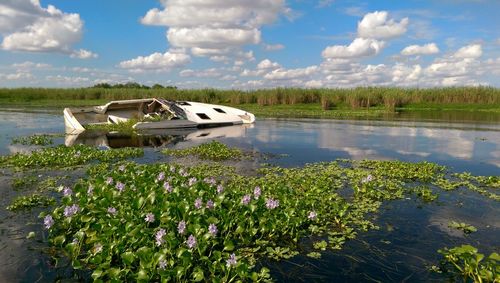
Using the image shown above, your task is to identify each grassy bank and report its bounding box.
[0,87,499,111]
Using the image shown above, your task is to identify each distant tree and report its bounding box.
[152,84,164,89]
[165,85,178,90]
[92,83,112,88]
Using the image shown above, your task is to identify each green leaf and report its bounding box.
[121,251,136,265]
[26,231,35,239]
[192,268,204,282]
[223,240,234,251]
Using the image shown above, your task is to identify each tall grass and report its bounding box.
[0,86,498,110]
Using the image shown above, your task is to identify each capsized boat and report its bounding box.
[63,98,255,134]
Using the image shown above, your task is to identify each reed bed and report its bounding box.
[0,86,498,110]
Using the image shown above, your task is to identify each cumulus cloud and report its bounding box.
[11,61,51,69]
[139,0,288,60]
[401,43,439,56]
[322,38,385,58]
[357,11,409,39]
[264,66,318,80]
[119,51,191,72]
[0,0,95,56]
[179,68,222,78]
[0,72,33,80]
[257,59,281,70]
[70,49,98,59]
[453,44,482,59]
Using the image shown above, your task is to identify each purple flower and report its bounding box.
[253,186,261,199]
[115,182,125,192]
[107,207,117,216]
[158,259,167,270]
[177,220,186,235]
[226,253,237,267]
[194,198,203,209]
[157,172,165,181]
[206,199,214,209]
[163,181,172,193]
[64,204,80,217]
[208,223,218,236]
[118,165,125,171]
[265,198,279,210]
[361,174,374,183]
[169,166,176,173]
[145,213,155,223]
[155,228,166,246]
[204,177,216,185]
[188,177,197,187]
[94,243,103,253]
[105,177,113,185]
[241,194,251,205]
[217,184,224,194]
[62,186,72,197]
[187,234,197,249]
[43,215,54,229]
[87,185,93,196]
[179,169,188,177]
[308,211,317,220]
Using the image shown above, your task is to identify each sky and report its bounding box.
[0,0,499,89]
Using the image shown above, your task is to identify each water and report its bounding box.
[0,109,498,282]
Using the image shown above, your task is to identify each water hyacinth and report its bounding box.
[118,165,125,171]
[87,185,93,196]
[178,220,186,235]
[43,215,54,229]
[105,177,113,185]
[208,223,218,236]
[187,234,197,249]
[265,198,279,210]
[361,174,374,183]
[217,184,224,194]
[107,207,117,216]
[62,186,72,197]
[226,253,237,267]
[155,228,166,246]
[157,172,165,181]
[194,198,203,209]
[253,186,261,199]
[64,204,79,217]
[206,199,214,209]
[241,194,251,205]
[188,177,197,187]
[163,181,172,193]
[94,243,103,254]
[158,259,167,270]
[145,213,155,223]
[308,211,317,220]
[204,177,216,185]
[115,181,125,192]
[72,238,79,244]
[169,166,176,173]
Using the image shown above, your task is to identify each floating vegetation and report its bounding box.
[11,134,57,146]
[162,141,243,161]
[11,176,37,190]
[448,221,477,234]
[414,186,439,202]
[436,245,499,282]
[0,145,143,169]
[7,194,55,211]
[85,119,138,133]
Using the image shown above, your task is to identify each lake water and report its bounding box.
[0,109,498,282]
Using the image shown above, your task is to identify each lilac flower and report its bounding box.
[87,185,94,196]
[208,223,218,236]
[118,165,125,171]
[115,182,125,192]
[163,181,172,193]
[64,204,80,217]
[94,243,103,253]
[158,259,167,270]
[145,213,155,223]
[187,234,197,249]
[105,177,113,185]
[253,186,261,199]
[155,228,166,246]
[226,253,237,267]
[361,174,374,183]
[194,198,203,209]
[204,177,216,185]
[206,199,214,209]
[177,220,186,235]
[63,186,72,197]
[217,184,224,194]
[308,211,317,220]
[43,215,54,229]
[241,194,251,205]
[107,207,117,216]
[157,172,165,182]
[265,198,279,210]
[188,177,197,187]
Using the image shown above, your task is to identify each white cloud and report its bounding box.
[179,68,222,78]
[0,72,33,80]
[392,64,422,84]
[257,59,281,70]
[401,43,439,56]
[317,0,334,8]
[70,49,98,59]
[322,37,385,58]
[119,51,191,72]
[11,61,51,69]
[263,43,285,51]
[264,66,318,80]
[0,0,94,56]
[167,27,261,49]
[46,75,90,85]
[453,44,482,59]
[357,11,409,39]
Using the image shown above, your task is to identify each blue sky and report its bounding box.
[0,0,498,88]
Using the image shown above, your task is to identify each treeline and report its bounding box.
[92,82,177,90]
[0,86,499,110]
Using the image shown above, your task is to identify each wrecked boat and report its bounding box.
[63,98,255,134]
